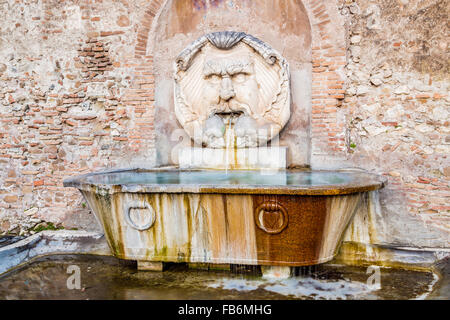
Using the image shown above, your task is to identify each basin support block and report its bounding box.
[261,265,293,279]
[138,261,164,271]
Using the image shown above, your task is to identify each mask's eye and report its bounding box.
[232,73,246,83]
[207,74,221,84]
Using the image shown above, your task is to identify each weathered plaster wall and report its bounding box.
[0,0,448,251]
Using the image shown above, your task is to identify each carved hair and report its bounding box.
[176,31,285,72]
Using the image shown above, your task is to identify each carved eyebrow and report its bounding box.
[226,61,253,75]
[203,59,254,77]
[203,60,222,77]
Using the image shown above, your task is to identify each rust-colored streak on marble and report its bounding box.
[319,194,363,261]
[186,194,209,262]
[224,195,258,264]
[164,194,191,260]
[253,195,328,266]
[201,195,228,262]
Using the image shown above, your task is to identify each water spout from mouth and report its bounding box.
[225,117,233,173]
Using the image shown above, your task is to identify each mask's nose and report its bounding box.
[220,76,235,101]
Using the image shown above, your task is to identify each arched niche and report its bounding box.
[150,0,312,167]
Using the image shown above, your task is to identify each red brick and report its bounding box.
[34,180,44,187]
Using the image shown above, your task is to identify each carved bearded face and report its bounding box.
[202,53,262,120]
[174,32,290,148]
[199,48,268,147]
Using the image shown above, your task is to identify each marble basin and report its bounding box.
[64,169,385,268]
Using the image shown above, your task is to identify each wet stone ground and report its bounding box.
[0,255,446,300]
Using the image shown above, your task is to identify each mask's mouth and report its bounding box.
[215,111,244,124]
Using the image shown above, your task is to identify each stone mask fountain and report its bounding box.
[64,31,385,275]
[174,31,290,170]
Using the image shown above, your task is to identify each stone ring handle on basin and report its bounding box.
[124,202,156,231]
[255,201,288,234]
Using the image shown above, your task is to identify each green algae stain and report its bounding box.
[183,194,193,262]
